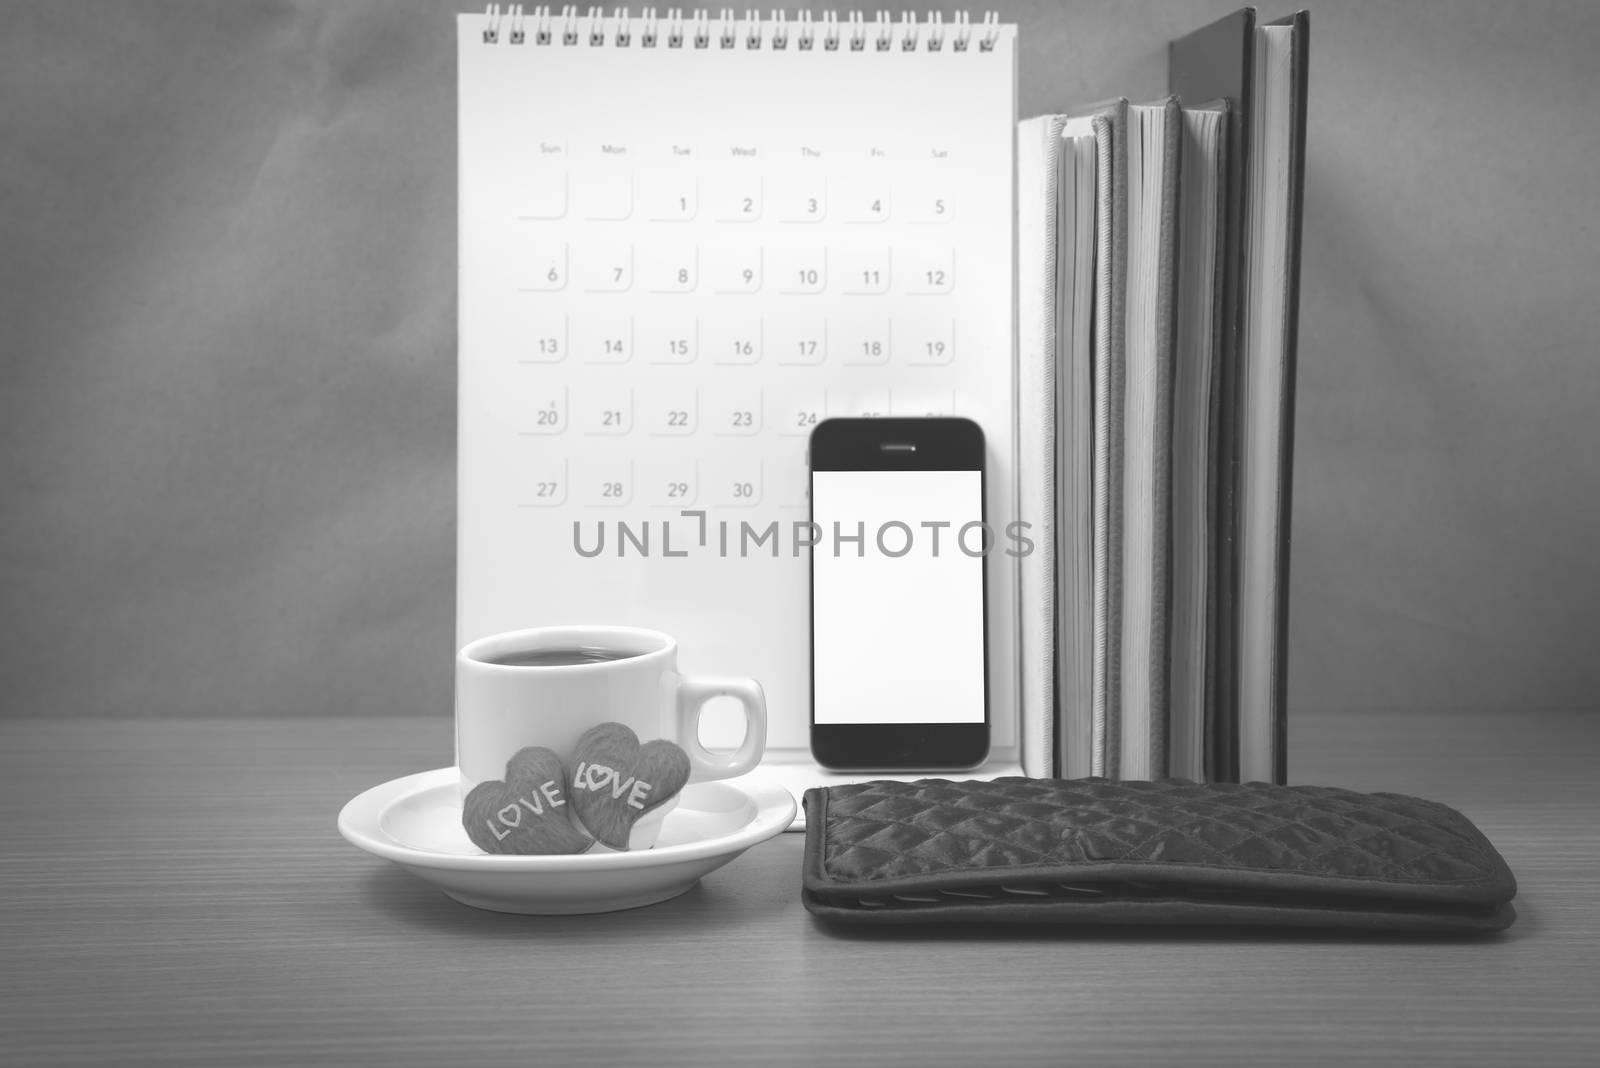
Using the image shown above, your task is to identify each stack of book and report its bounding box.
[1018,8,1309,784]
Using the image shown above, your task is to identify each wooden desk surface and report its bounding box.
[1,709,1596,1066]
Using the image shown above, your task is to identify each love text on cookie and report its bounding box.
[484,779,566,841]
[571,761,653,810]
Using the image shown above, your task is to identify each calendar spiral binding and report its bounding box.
[480,5,1002,52]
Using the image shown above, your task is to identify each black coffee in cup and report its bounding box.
[480,647,639,668]
[457,625,768,799]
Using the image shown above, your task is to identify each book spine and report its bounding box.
[1268,12,1309,786]
[1149,98,1182,778]
[1090,110,1123,779]
[1016,116,1065,777]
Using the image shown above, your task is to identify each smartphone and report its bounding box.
[808,416,990,770]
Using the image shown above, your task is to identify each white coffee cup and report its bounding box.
[455,625,767,801]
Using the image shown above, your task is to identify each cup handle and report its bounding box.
[675,675,767,781]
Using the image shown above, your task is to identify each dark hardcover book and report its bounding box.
[1170,9,1308,785]
[1258,10,1308,786]
[1168,9,1255,783]
[1232,12,1307,785]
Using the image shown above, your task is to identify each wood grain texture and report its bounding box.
[0,709,1596,1066]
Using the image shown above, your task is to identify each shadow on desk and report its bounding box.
[359,863,1528,947]
[357,865,793,938]
[802,913,1529,947]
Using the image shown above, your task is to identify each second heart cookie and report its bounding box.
[567,722,692,850]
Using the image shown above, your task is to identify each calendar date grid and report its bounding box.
[504,138,976,512]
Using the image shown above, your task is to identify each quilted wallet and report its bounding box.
[802,778,1517,931]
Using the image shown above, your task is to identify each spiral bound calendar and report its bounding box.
[457,7,1034,794]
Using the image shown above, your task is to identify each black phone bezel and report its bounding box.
[807,416,991,771]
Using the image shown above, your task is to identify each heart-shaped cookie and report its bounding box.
[462,747,593,855]
[567,723,692,850]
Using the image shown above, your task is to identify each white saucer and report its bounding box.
[338,768,795,914]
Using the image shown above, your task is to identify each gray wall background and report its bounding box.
[3,1,1597,719]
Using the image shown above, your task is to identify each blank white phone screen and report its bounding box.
[811,470,985,725]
